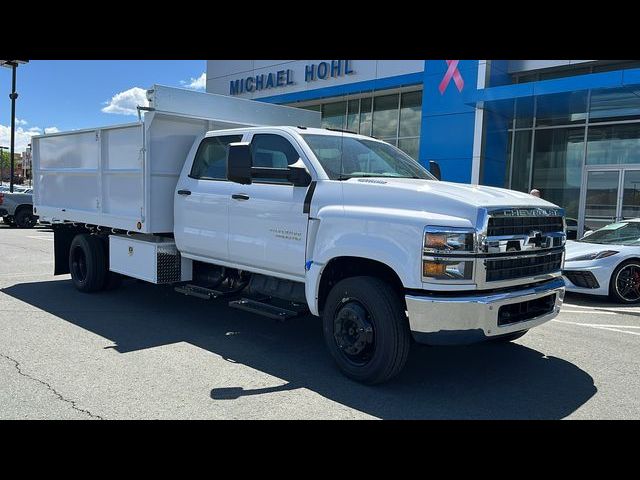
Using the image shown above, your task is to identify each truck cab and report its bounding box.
[33,85,566,384]
[173,126,566,381]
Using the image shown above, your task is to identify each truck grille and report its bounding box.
[487,216,564,237]
[485,250,563,282]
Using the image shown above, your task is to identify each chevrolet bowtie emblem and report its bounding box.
[528,230,547,248]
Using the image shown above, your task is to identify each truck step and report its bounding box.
[228,297,308,321]
[174,283,239,300]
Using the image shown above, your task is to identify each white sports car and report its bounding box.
[563,219,640,303]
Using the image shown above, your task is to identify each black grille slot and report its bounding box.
[498,294,557,326]
[487,216,564,237]
[563,270,600,289]
[485,251,563,282]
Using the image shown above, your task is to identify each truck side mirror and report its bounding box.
[287,159,312,187]
[227,142,252,185]
[429,160,442,181]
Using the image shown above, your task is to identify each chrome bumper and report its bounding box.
[406,278,565,345]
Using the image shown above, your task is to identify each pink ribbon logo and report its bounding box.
[439,60,464,94]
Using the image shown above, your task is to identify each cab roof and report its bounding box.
[204,125,383,142]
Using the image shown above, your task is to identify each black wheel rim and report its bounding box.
[333,300,375,366]
[71,246,88,283]
[615,264,640,302]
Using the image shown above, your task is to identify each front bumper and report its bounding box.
[406,277,565,345]
[563,262,613,296]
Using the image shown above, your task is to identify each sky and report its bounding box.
[0,60,206,152]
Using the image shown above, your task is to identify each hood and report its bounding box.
[565,239,631,260]
[340,177,560,227]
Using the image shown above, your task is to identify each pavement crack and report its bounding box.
[0,352,104,420]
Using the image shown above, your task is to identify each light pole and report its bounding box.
[1,60,29,193]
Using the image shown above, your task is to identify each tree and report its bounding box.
[0,151,10,182]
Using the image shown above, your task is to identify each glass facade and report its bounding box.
[506,87,640,232]
[293,89,423,159]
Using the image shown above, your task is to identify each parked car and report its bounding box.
[564,219,640,303]
[0,189,38,228]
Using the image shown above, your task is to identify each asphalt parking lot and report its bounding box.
[1,224,639,419]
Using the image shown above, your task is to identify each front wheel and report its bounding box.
[322,276,411,384]
[609,260,640,304]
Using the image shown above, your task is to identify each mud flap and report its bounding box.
[53,225,77,275]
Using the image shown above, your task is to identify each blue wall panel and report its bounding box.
[419,60,480,183]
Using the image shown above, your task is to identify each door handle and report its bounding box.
[232,194,250,201]
[177,190,191,196]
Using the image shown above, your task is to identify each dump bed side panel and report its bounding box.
[33,123,145,232]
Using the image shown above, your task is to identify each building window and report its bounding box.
[506,86,640,227]
[292,89,422,159]
[531,128,584,219]
[321,102,347,130]
[587,124,640,165]
[372,94,399,140]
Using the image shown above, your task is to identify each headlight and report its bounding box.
[566,250,619,262]
[423,259,473,280]
[424,227,475,253]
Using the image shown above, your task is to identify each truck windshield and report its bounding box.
[301,134,435,181]
[579,221,640,245]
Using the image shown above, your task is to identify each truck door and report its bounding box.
[228,133,310,280]
[174,134,243,262]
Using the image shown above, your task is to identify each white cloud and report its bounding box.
[101,87,149,116]
[44,127,60,134]
[0,124,42,152]
[16,118,28,126]
[181,72,206,90]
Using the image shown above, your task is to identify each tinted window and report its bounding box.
[190,135,242,180]
[251,134,300,183]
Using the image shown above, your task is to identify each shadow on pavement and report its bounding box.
[2,279,597,419]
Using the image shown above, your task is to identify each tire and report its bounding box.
[609,260,640,304]
[322,276,411,384]
[3,216,16,227]
[69,234,108,293]
[490,330,528,343]
[13,208,36,228]
[14,208,36,228]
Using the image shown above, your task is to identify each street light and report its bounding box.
[1,60,29,193]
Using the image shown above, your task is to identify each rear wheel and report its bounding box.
[69,234,108,293]
[609,260,640,304]
[322,276,411,384]
[14,208,36,228]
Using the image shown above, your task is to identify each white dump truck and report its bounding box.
[32,85,566,384]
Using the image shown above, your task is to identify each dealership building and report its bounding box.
[206,60,640,235]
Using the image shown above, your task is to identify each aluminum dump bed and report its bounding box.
[32,84,320,234]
